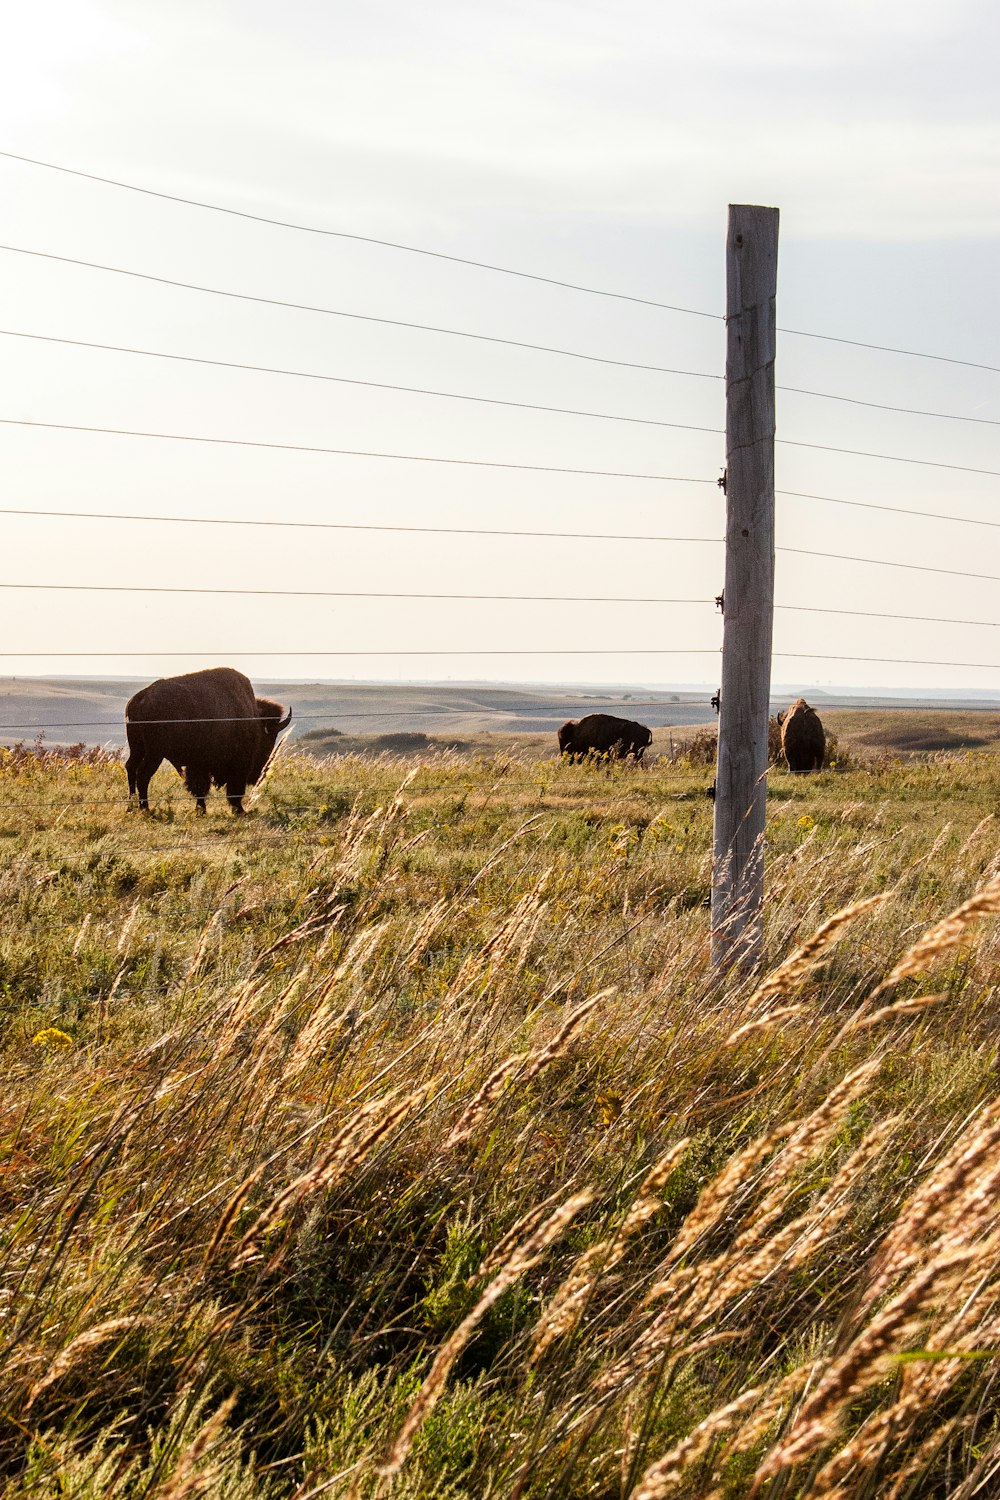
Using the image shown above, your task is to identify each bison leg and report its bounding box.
[185,765,212,814]
[129,753,162,812]
[225,780,247,816]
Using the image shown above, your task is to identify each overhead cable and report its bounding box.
[0,420,712,483]
[3,414,994,480]
[0,580,715,604]
[777,324,1000,377]
[777,489,1000,531]
[6,319,993,429]
[0,253,722,381]
[775,603,1000,629]
[4,150,996,372]
[0,504,719,542]
[0,343,724,437]
[773,651,999,669]
[0,493,991,540]
[776,439,1000,480]
[0,648,723,657]
[0,702,719,729]
[6,259,996,427]
[778,546,1000,584]
[0,150,721,319]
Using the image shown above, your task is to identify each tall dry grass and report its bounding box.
[1,743,1000,1494]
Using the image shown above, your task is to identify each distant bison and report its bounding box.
[778,698,825,773]
[125,667,291,814]
[558,713,652,764]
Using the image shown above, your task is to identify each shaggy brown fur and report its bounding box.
[779,698,825,773]
[125,666,291,814]
[558,713,652,764]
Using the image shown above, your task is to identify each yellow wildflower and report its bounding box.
[32,1027,73,1050]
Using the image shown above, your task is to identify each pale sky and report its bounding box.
[1,0,998,694]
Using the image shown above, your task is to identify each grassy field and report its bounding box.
[3,737,1000,1496]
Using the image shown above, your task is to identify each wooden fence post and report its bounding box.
[711,204,779,972]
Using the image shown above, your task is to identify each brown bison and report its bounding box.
[125,667,291,813]
[558,713,652,763]
[778,698,825,773]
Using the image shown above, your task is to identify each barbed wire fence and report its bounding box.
[1,152,997,852]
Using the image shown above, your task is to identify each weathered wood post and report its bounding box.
[711,204,779,972]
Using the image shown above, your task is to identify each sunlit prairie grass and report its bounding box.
[2,743,1000,1495]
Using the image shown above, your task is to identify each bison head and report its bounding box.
[557,721,576,754]
[250,699,292,783]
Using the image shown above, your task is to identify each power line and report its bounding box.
[6,150,997,374]
[777,546,1000,584]
[1,647,997,669]
[0,493,988,544]
[778,489,1000,531]
[0,581,714,605]
[776,384,1000,429]
[773,651,999,670]
[0,702,718,730]
[4,413,993,482]
[0,150,722,320]
[777,324,1000,378]
[0,419,713,483]
[0,251,722,382]
[0,342,725,437]
[11,576,1000,611]
[5,258,993,430]
[775,438,1000,480]
[776,603,1000,629]
[0,649,723,658]
[0,504,719,544]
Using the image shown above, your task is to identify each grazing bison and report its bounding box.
[125,667,291,813]
[778,698,825,773]
[558,713,652,764]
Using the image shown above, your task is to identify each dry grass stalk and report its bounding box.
[520,988,615,1083]
[804,1408,897,1499]
[654,1059,879,1299]
[725,1004,807,1046]
[956,813,994,860]
[447,990,611,1152]
[726,1361,820,1456]
[618,1120,895,1400]
[71,911,91,958]
[154,1392,239,1500]
[864,1100,1000,1307]
[444,1050,529,1150]
[655,1123,795,1271]
[882,871,1000,989]
[475,1183,572,1281]
[201,1161,270,1268]
[750,895,887,1006]
[882,1417,967,1500]
[754,1249,977,1484]
[379,1187,593,1480]
[631,1386,765,1500]
[282,921,389,1081]
[694,1117,901,1325]
[847,992,949,1032]
[606,1093,890,1406]
[531,1139,690,1361]
[725,1110,898,1270]
[27,1316,150,1407]
[230,1086,428,1268]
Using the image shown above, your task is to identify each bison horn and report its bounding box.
[277,707,292,731]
